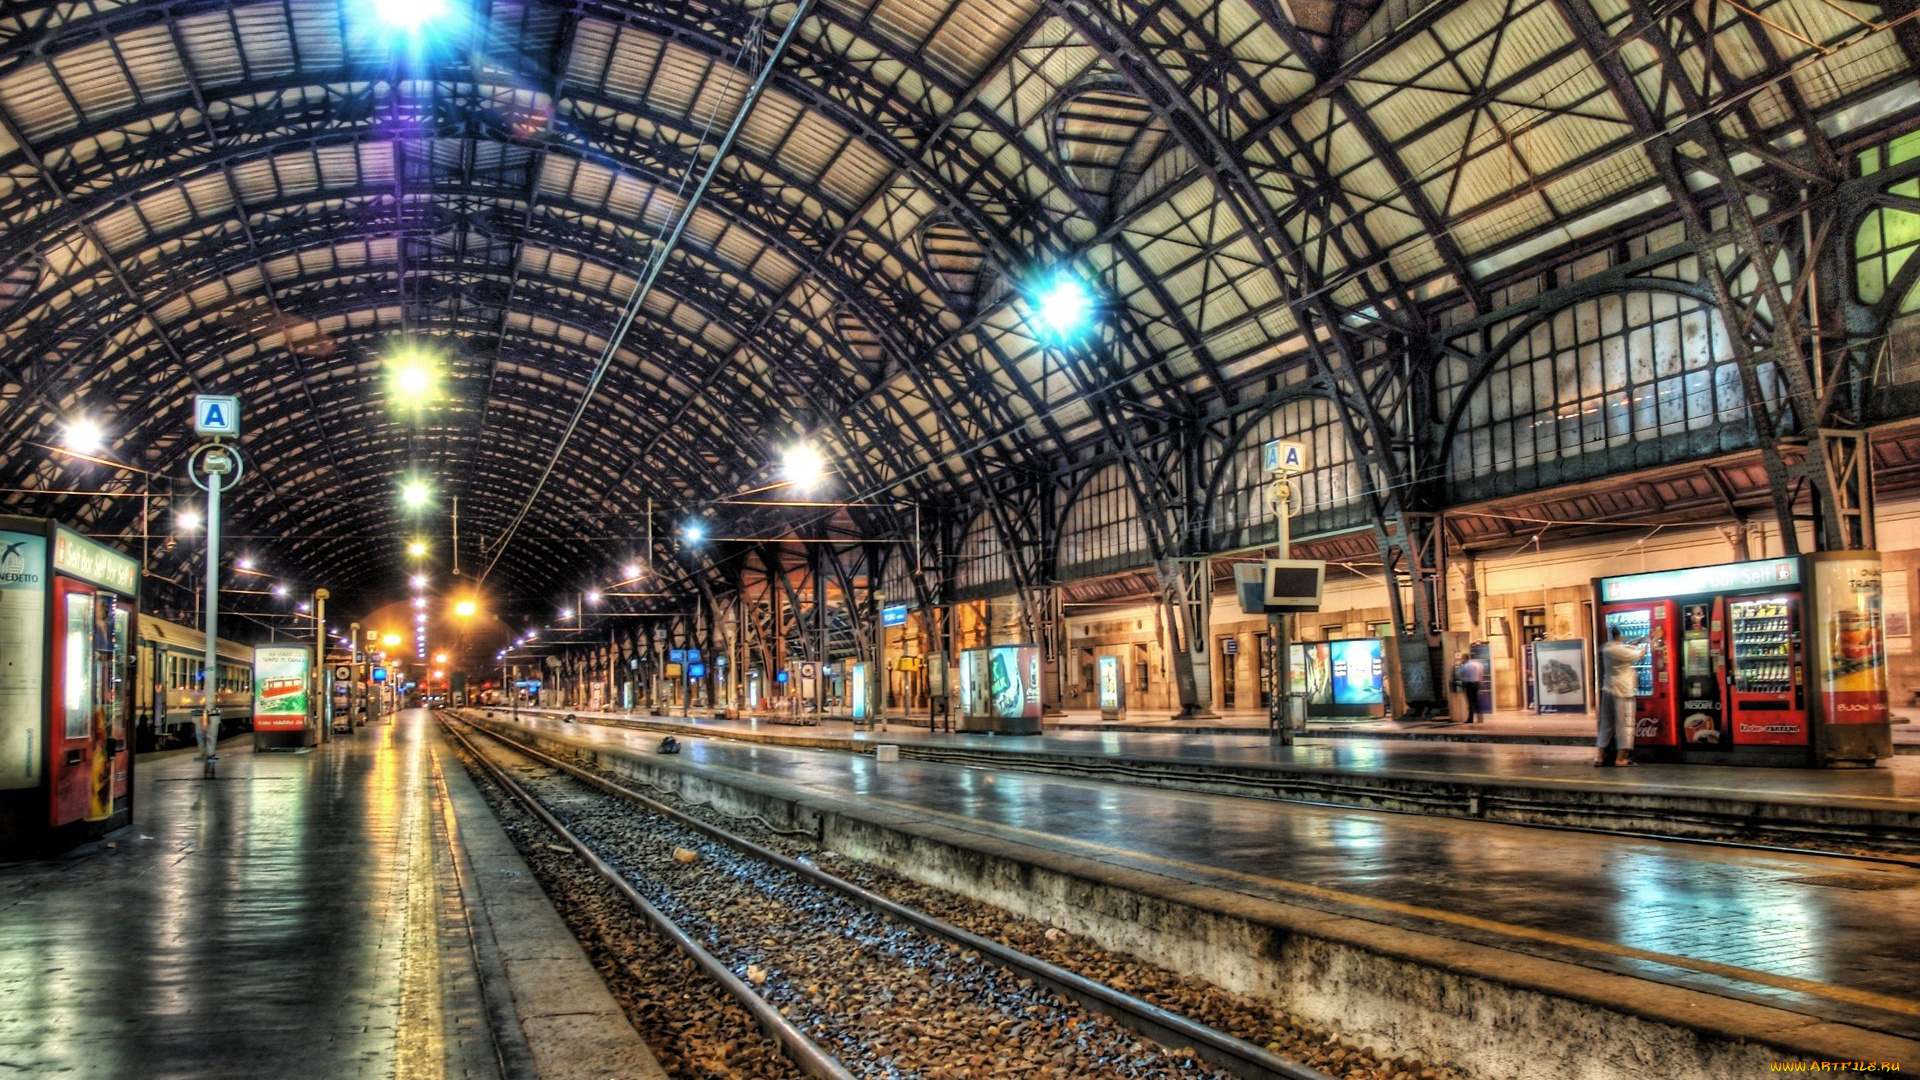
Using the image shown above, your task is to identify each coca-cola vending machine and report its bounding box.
[1594,554,1891,766]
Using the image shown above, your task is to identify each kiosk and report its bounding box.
[1594,553,1891,765]
[0,516,140,852]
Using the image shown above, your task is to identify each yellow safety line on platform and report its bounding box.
[395,731,449,1080]
[840,789,1920,1021]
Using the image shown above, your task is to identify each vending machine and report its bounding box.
[0,517,140,853]
[1593,553,1891,766]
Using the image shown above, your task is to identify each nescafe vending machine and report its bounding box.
[0,516,140,852]
[1593,553,1892,766]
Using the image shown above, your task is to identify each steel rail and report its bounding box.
[446,712,1341,1080]
[436,714,859,1080]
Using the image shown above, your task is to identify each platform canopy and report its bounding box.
[0,0,1912,618]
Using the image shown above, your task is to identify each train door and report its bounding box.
[49,578,112,825]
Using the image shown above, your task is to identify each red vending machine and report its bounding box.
[1594,554,1891,766]
[0,516,140,853]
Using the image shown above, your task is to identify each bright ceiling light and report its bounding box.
[64,418,104,454]
[370,0,449,33]
[623,562,641,579]
[177,508,202,531]
[237,557,254,571]
[410,573,427,589]
[296,601,310,613]
[681,522,705,545]
[412,597,426,609]
[454,600,476,617]
[1031,274,1095,339]
[272,584,288,598]
[525,631,536,640]
[780,443,826,491]
[585,590,601,605]
[559,607,572,620]
[407,540,427,557]
[434,653,448,664]
[383,633,402,647]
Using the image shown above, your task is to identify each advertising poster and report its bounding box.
[253,645,311,732]
[849,662,869,720]
[1811,556,1888,726]
[0,531,47,790]
[926,651,948,699]
[1287,643,1333,706]
[1329,639,1386,706]
[1531,639,1587,713]
[987,645,1042,719]
[1097,655,1122,711]
[959,650,981,717]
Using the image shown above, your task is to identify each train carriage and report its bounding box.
[133,615,254,752]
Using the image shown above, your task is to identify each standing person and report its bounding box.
[1453,651,1486,723]
[1597,627,1647,766]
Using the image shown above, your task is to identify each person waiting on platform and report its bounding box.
[1597,628,1647,767]
[1452,652,1486,723]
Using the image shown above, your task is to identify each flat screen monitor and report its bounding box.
[1265,560,1325,611]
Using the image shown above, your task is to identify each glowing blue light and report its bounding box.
[682,522,705,545]
[1031,275,1095,339]
[371,0,448,31]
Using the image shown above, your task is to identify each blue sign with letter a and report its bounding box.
[194,394,241,437]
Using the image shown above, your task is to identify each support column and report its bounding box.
[1163,557,1217,720]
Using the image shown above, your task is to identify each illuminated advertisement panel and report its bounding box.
[849,662,869,720]
[960,646,1042,719]
[253,646,311,733]
[1328,639,1386,706]
[1097,655,1122,711]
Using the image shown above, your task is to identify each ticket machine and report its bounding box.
[0,516,140,852]
[1594,553,1891,765]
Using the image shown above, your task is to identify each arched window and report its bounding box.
[1209,397,1365,550]
[1437,286,1765,484]
[953,510,1012,596]
[1058,462,1154,578]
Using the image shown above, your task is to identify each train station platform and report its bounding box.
[498,705,1920,852]
[0,711,659,1080]
[455,709,1920,1077]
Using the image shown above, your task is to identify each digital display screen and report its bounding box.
[1268,565,1322,601]
[1328,639,1386,706]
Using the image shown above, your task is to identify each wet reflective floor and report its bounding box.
[526,716,1920,1040]
[0,712,497,1080]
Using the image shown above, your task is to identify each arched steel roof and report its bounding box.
[0,0,1912,620]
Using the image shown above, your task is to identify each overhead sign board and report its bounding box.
[194,394,241,437]
[1263,438,1308,474]
[882,603,909,627]
[52,527,139,596]
[1598,557,1799,603]
[372,667,388,682]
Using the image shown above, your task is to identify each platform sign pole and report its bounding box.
[1264,439,1307,747]
[313,588,329,746]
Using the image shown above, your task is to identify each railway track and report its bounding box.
[439,713,1457,1080]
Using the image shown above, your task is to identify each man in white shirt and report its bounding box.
[1453,652,1486,723]
[1597,627,1648,766]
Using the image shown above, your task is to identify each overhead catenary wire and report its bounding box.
[478,0,818,586]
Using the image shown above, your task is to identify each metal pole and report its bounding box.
[1272,479,1295,747]
[314,588,329,745]
[200,469,222,762]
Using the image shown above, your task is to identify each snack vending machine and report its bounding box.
[1594,553,1891,766]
